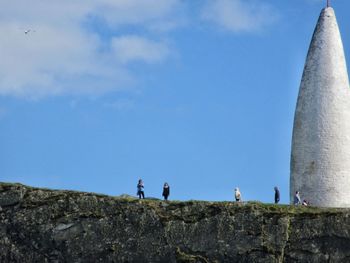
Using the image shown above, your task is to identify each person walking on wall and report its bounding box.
[137,179,145,199]
[162,182,170,201]
[294,191,301,205]
[274,186,280,204]
[234,187,242,202]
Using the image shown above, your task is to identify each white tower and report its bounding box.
[290,6,350,207]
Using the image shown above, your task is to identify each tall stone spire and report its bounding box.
[290,7,350,207]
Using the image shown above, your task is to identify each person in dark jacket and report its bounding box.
[162,182,170,201]
[274,186,280,204]
[137,179,145,199]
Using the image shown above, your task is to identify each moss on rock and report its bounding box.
[0,182,350,262]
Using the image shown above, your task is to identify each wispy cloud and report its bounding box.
[91,0,183,29]
[201,0,278,33]
[112,36,171,64]
[0,0,279,99]
[0,0,182,99]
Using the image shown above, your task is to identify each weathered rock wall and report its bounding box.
[1,183,350,262]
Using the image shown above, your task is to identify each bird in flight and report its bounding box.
[24,29,36,34]
[20,28,36,35]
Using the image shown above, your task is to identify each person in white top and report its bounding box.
[234,188,242,202]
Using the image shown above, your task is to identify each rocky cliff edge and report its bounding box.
[0,182,350,262]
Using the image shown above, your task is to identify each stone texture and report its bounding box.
[290,7,350,207]
[1,183,350,262]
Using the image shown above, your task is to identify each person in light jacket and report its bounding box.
[234,187,242,202]
[294,191,301,205]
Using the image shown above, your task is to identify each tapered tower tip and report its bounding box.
[290,5,350,208]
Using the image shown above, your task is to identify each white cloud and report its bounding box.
[112,36,171,64]
[0,0,181,98]
[92,0,183,28]
[201,0,278,33]
[0,0,183,29]
[0,22,112,97]
[0,0,279,99]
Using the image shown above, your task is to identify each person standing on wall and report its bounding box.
[294,191,301,205]
[137,179,145,199]
[274,186,280,204]
[234,188,242,202]
[162,182,170,201]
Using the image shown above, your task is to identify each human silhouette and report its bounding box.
[274,186,280,204]
[162,182,170,200]
[294,191,301,205]
[234,187,242,202]
[137,179,145,199]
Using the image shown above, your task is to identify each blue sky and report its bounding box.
[0,0,349,203]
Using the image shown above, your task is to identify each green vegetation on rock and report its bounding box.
[0,182,349,262]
